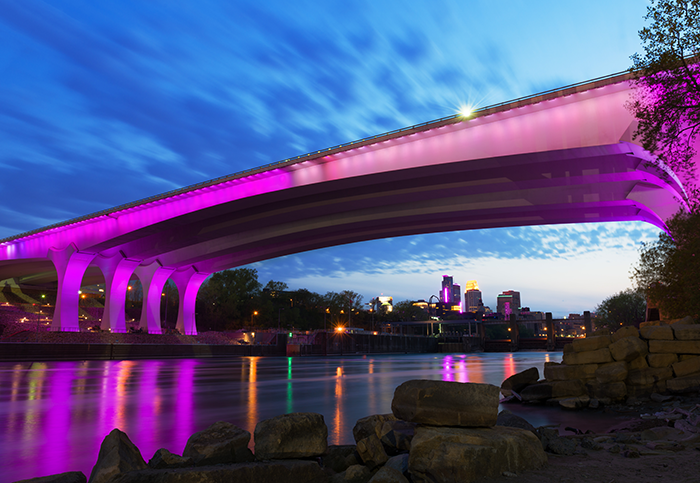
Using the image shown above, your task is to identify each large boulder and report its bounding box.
[333,465,371,483]
[612,326,639,342]
[667,373,700,393]
[626,367,673,386]
[609,336,648,362]
[500,367,539,397]
[391,380,499,427]
[182,421,253,466]
[353,414,397,443]
[147,449,193,469]
[544,362,597,381]
[647,353,678,368]
[672,324,700,340]
[88,429,147,483]
[378,420,415,454]
[640,325,673,340]
[587,381,627,400]
[408,426,547,483]
[323,445,357,474]
[649,340,700,354]
[368,466,409,483]
[627,381,667,398]
[107,460,329,483]
[254,412,327,460]
[629,356,649,370]
[672,356,700,377]
[496,410,536,433]
[520,380,586,403]
[558,395,590,409]
[595,361,628,384]
[17,472,86,483]
[356,434,389,470]
[571,335,611,352]
[562,348,612,365]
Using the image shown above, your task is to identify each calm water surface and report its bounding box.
[0,352,625,482]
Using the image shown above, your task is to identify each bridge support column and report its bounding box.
[48,244,96,332]
[478,316,486,350]
[171,267,210,335]
[584,311,592,337]
[509,314,519,352]
[546,312,555,351]
[134,262,174,334]
[94,254,141,333]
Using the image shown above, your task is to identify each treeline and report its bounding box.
[194,268,429,331]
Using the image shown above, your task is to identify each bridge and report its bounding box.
[0,72,691,335]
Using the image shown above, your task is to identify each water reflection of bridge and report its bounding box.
[382,312,592,352]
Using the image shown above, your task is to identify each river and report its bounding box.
[0,352,626,482]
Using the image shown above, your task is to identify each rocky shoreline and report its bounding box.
[15,380,700,483]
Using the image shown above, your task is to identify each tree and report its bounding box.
[594,289,647,330]
[196,268,262,330]
[628,0,700,201]
[632,208,700,318]
[384,300,430,322]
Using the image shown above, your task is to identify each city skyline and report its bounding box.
[0,1,660,318]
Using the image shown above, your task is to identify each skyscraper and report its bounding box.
[452,284,462,312]
[441,275,454,304]
[464,280,482,312]
[497,290,521,317]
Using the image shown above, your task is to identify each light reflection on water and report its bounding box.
[0,352,623,482]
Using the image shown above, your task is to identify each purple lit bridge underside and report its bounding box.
[0,73,690,335]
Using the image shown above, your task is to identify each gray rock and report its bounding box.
[15,472,86,483]
[353,414,397,443]
[384,454,409,474]
[408,425,547,483]
[368,466,409,483]
[378,420,415,454]
[323,445,357,473]
[254,412,328,460]
[332,464,371,483]
[182,421,253,466]
[496,410,536,433]
[609,336,648,362]
[536,427,577,455]
[558,395,590,409]
[109,460,329,483]
[391,380,499,427]
[356,434,389,470]
[148,449,193,469]
[500,367,539,397]
[88,429,147,483]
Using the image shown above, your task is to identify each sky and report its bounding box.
[0,0,663,317]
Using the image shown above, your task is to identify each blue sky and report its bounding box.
[0,0,661,316]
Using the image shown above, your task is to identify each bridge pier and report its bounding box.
[134,262,174,334]
[171,267,210,335]
[94,253,140,333]
[546,312,555,350]
[48,244,96,332]
[509,314,519,352]
[584,311,592,336]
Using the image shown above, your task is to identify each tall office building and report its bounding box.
[464,280,482,312]
[441,276,454,304]
[452,284,462,312]
[497,290,521,317]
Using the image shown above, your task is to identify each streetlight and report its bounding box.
[251,310,258,326]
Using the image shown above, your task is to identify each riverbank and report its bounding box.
[0,329,442,361]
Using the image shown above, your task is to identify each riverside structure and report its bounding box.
[0,71,691,336]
